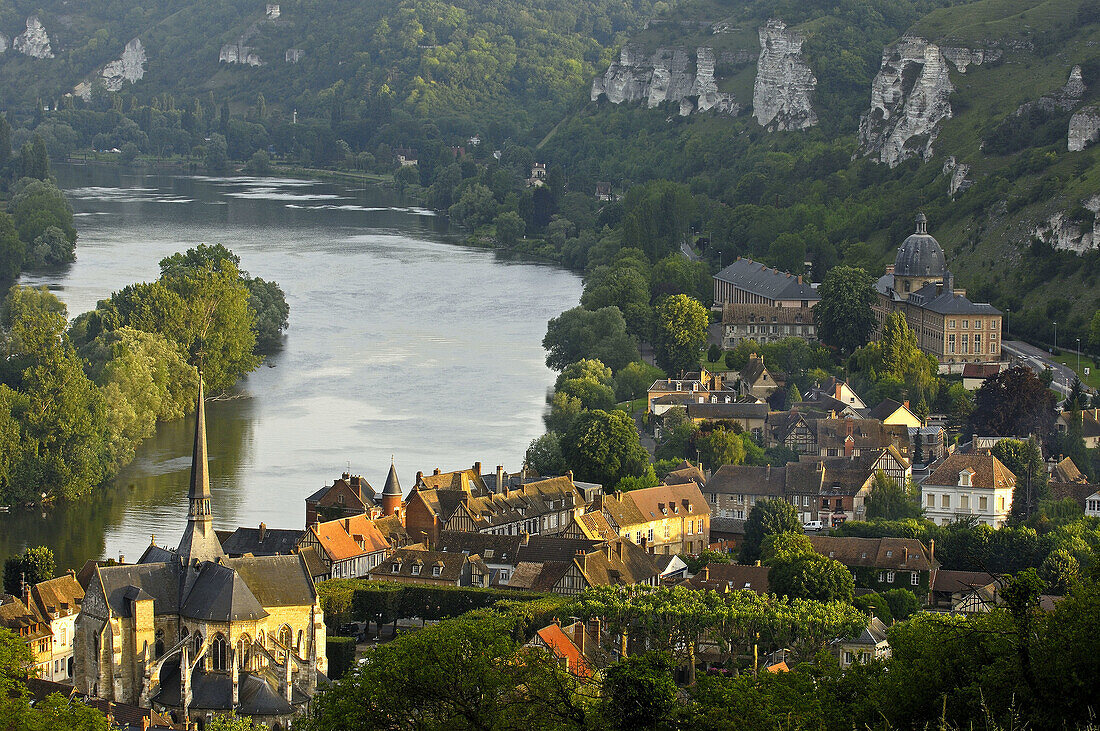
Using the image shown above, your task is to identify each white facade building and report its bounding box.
[922,453,1016,527]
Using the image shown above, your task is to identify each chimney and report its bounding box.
[343,518,351,534]
[903,400,910,409]
[902,546,909,564]
[702,566,710,581]
[845,440,854,458]
[496,465,504,493]
[473,461,482,475]
[521,532,529,546]
[577,621,585,655]
[835,383,842,400]
[259,522,267,543]
[845,417,854,438]
[616,540,623,561]
[567,470,574,482]
[119,553,125,564]
[929,539,935,565]
[342,471,350,481]
[766,464,771,480]
[416,470,424,484]
[433,468,441,475]
[605,543,613,560]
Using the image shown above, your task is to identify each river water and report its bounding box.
[0,165,580,571]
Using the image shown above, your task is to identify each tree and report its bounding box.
[243,150,272,176]
[991,438,1047,521]
[853,593,893,623]
[760,531,813,563]
[561,409,650,488]
[207,713,261,730]
[654,294,708,374]
[204,134,230,173]
[556,377,615,411]
[0,213,25,281]
[707,343,721,363]
[784,384,802,409]
[17,136,50,180]
[769,552,855,602]
[598,652,678,731]
[544,391,585,433]
[8,178,77,248]
[555,359,613,391]
[615,361,664,403]
[650,254,710,303]
[543,307,638,372]
[1039,548,1079,594]
[740,499,802,564]
[526,432,566,476]
[3,546,55,595]
[882,588,920,621]
[815,266,876,354]
[970,367,1056,438]
[494,210,525,245]
[580,262,651,337]
[864,471,922,520]
[246,277,290,352]
[697,427,745,471]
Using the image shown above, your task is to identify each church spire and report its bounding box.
[177,376,225,566]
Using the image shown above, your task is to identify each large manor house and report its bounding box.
[73,382,327,730]
[713,213,1002,370]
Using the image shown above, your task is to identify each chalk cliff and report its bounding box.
[858,37,953,167]
[13,16,53,59]
[751,20,817,131]
[591,46,740,116]
[1032,195,1100,253]
[102,39,147,91]
[1069,105,1100,152]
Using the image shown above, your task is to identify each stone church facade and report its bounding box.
[74,381,326,730]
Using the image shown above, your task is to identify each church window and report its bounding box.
[238,635,252,671]
[279,625,292,655]
[297,630,303,653]
[193,632,203,658]
[155,630,165,659]
[211,635,228,671]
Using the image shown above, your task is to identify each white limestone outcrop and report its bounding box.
[1069,105,1100,151]
[1033,195,1100,253]
[942,47,1002,73]
[942,156,971,197]
[858,37,953,167]
[13,16,53,59]
[220,42,263,66]
[286,48,305,63]
[101,39,146,91]
[0,33,9,53]
[752,20,817,131]
[591,46,740,116]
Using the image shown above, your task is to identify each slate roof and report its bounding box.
[686,402,770,421]
[383,463,402,496]
[518,536,601,564]
[456,476,581,531]
[894,218,946,277]
[662,461,707,487]
[932,570,996,594]
[811,418,911,453]
[223,555,317,608]
[808,536,932,571]
[372,548,468,582]
[576,539,660,588]
[864,399,913,422]
[707,464,786,497]
[844,616,889,646]
[25,678,174,729]
[97,563,180,616]
[962,363,1001,379]
[297,546,329,579]
[154,661,308,714]
[709,517,746,536]
[221,526,305,557]
[1048,481,1097,510]
[713,258,819,302]
[905,281,1001,316]
[437,531,523,564]
[180,562,268,622]
[926,453,1016,490]
[506,561,572,592]
[686,563,770,594]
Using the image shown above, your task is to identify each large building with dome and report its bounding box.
[873,213,1003,370]
[73,381,327,730]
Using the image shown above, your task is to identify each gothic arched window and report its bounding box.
[237,635,252,672]
[211,634,228,671]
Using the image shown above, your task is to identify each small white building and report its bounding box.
[1086,490,1100,518]
[28,574,84,683]
[922,453,1016,527]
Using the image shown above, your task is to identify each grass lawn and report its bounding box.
[616,397,648,414]
[1051,353,1100,390]
[699,356,728,371]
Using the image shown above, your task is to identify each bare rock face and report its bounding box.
[942,46,1002,73]
[1069,105,1100,152]
[102,39,146,91]
[220,42,263,66]
[13,16,53,59]
[1033,195,1100,253]
[285,48,305,63]
[942,156,971,197]
[0,33,9,53]
[752,19,817,131]
[591,46,741,116]
[858,37,953,167]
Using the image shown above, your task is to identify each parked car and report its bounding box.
[802,520,823,532]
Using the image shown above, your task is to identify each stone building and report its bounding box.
[73,382,326,730]
[873,213,1003,370]
[712,257,819,308]
[721,302,816,348]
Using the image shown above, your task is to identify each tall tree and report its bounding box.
[769,552,855,603]
[3,546,55,595]
[970,366,1056,438]
[815,266,876,354]
[543,306,639,372]
[561,409,650,489]
[740,498,802,563]
[654,294,708,374]
[864,471,923,520]
[991,438,1047,521]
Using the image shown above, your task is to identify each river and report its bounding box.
[0,165,581,571]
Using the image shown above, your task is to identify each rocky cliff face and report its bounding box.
[1033,195,1100,253]
[0,33,9,53]
[752,20,817,131]
[102,39,146,91]
[942,156,971,197]
[220,42,264,66]
[858,37,953,168]
[942,46,1002,73]
[1069,105,1100,152]
[13,16,53,59]
[591,46,740,116]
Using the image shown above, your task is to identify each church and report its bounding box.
[74,381,327,730]
[872,213,1003,371]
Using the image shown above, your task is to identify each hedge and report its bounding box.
[326,635,356,680]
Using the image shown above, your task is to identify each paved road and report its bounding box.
[1002,340,1086,398]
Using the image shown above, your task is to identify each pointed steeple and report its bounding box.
[381,458,402,517]
[178,376,225,569]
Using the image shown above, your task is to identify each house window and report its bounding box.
[736,510,744,519]
[432,566,441,577]
[391,564,400,573]
[926,493,934,507]
[635,531,642,544]
[500,571,509,582]
[941,495,951,508]
[962,334,969,354]
[663,524,670,539]
[412,564,421,576]
[998,496,1005,511]
[962,320,969,329]
[878,571,886,582]
[647,528,654,543]
[960,495,969,510]
[911,572,919,586]
[974,334,981,353]
[979,496,988,511]
[949,334,955,353]
[887,571,895,583]
[688,519,695,534]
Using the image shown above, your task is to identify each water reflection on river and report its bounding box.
[0,166,581,570]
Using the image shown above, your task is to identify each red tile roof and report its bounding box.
[535,623,592,677]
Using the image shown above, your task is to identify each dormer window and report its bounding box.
[432,566,442,577]
[391,563,400,573]
[959,470,973,487]
[411,564,422,576]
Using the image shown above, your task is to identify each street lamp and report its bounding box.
[1054,321,1058,353]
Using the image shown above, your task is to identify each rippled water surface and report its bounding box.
[0,166,580,570]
